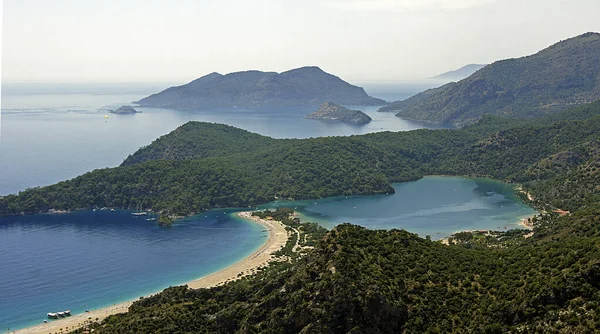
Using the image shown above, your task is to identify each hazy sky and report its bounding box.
[2,0,600,84]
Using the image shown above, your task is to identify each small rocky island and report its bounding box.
[305,102,372,125]
[111,106,140,114]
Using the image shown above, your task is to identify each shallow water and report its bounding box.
[264,176,535,239]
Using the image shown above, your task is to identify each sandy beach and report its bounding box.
[13,212,288,334]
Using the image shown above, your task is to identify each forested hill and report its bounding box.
[380,32,600,126]
[135,66,386,109]
[2,100,600,217]
[121,122,285,166]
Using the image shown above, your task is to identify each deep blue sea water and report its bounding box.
[0,82,534,331]
[0,209,266,331]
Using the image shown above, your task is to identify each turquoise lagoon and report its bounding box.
[266,176,536,238]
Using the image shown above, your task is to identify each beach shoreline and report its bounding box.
[13,211,288,334]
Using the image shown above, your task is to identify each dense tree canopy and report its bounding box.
[2,100,600,217]
[380,32,600,126]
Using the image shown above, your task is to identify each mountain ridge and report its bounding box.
[136,66,386,109]
[380,32,600,126]
[44,100,600,333]
[430,64,486,81]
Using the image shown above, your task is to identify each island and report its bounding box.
[304,102,372,125]
[135,66,386,110]
[111,106,140,114]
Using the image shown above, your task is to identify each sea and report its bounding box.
[0,81,534,331]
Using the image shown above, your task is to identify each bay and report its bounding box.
[0,209,266,331]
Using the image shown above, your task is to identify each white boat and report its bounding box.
[132,204,147,216]
[57,311,65,317]
[47,312,58,319]
[64,310,71,316]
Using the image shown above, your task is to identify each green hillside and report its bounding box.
[70,101,600,332]
[121,122,282,166]
[380,32,600,126]
[2,100,600,218]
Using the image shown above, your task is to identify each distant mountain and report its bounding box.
[430,64,486,81]
[304,102,372,125]
[380,32,600,126]
[136,66,386,109]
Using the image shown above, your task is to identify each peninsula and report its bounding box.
[304,102,372,125]
[135,66,386,110]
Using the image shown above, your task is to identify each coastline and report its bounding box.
[13,211,288,334]
[440,212,538,245]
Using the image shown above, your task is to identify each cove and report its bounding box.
[262,176,536,239]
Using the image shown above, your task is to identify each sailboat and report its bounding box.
[131,203,147,216]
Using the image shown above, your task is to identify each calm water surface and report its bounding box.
[0,209,266,331]
[265,176,536,238]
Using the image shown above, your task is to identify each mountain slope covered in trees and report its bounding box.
[2,100,600,218]
[71,102,600,332]
[380,32,600,126]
